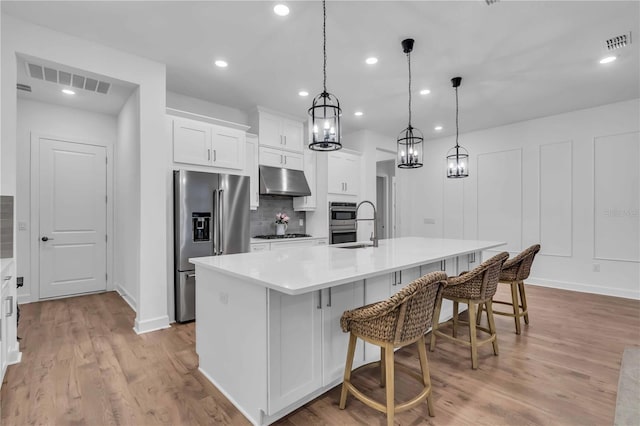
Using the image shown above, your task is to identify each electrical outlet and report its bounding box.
[423,218,436,224]
[219,292,229,305]
[593,263,600,272]
[18,221,27,231]
[299,218,304,226]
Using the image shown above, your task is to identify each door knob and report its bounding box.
[41,236,54,241]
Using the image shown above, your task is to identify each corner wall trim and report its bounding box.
[133,315,171,335]
[116,283,137,312]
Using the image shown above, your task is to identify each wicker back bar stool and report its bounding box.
[477,244,541,334]
[430,252,509,369]
[339,271,448,426]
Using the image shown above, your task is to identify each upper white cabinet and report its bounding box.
[246,134,259,210]
[250,107,304,153]
[328,151,360,196]
[170,114,247,170]
[293,150,317,211]
[259,146,304,171]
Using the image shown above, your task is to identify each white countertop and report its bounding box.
[190,237,504,295]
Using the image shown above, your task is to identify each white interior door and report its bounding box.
[38,138,107,299]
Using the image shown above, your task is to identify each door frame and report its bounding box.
[29,132,114,302]
[376,175,389,239]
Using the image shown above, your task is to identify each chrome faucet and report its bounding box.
[355,200,378,247]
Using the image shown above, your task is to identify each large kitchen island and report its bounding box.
[190,237,504,425]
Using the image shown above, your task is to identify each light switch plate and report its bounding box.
[18,221,27,231]
[299,219,304,226]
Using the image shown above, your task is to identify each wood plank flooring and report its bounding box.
[1,284,638,425]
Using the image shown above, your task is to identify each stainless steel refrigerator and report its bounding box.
[174,170,250,322]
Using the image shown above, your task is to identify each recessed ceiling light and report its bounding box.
[420,89,431,95]
[274,4,289,16]
[354,111,364,116]
[434,126,443,131]
[365,57,378,65]
[298,90,309,97]
[62,89,75,95]
[214,60,228,68]
[599,55,617,64]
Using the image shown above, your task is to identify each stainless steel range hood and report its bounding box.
[259,165,311,197]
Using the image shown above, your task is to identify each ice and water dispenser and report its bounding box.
[192,212,211,242]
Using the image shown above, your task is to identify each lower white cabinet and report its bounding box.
[267,281,365,414]
[251,238,328,252]
[268,290,323,414]
[1,260,17,385]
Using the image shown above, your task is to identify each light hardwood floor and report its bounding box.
[2,284,638,425]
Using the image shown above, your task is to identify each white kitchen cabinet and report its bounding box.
[293,150,317,211]
[259,146,304,171]
[252,109,304,153]
[1,260,16,385]
[328,151,360,196]
[321,281,365,385]
[172,117,245,170]
[250,242,269,252]
[268,289,323,414]
[251,238,329,252]
[246,134,259,210]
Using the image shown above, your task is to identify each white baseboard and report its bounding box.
[133,315,171,335]
[8,349,22,365]
[529,278,640,300]
[115,282,137,312]
[17,293,32,304]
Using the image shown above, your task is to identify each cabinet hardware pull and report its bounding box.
[327,288,332,307]
[208,149,211,161]
[317,290,322,309]
[284,156,287,165]
[399,270,402,284]
[468,252,476,263]
[280,155,283,164]
[345,182,348,192]
[440,260,446,271]
[6,296,13,317]
[213,150,217,162]
[186,273,196,279]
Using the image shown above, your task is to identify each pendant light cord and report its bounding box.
[407,51,412,127]
[323,0,327,93]
[455,86,459,148]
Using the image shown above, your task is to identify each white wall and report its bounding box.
[167,91,248,126]
[2,15,169,333]
[396,99,640,299]
[15,99,117,302]
[115,91,140,310]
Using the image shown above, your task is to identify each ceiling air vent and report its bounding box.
[604,32,632,51]
[17,83,32,92]
[25,62,111,95]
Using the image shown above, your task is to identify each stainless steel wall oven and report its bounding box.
[329,202,357,244]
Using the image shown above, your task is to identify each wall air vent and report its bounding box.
[17,83,32,92]
[604,32,632,51]
[25,62,111,95]
[484,0,499,5]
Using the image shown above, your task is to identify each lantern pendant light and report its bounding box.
[397,38,423,169]
[308,0,342,151]
[446,77,469,178]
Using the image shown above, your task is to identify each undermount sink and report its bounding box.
[336,243,373,249]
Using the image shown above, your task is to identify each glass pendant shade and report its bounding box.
[446,145,469,178]
[397,126,423,168]
[309,91,342,151]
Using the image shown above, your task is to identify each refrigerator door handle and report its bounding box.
[186,273,196,279]
[213,189,219,255]
[218,189,224,255]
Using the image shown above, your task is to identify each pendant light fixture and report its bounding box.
[397,38,423,169]
[308,0,342,151]
[446,76,469,178]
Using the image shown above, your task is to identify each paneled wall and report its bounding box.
[397,99,640,299]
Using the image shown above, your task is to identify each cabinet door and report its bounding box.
[259,112,283,149]
[293,150,317,211]
[173,119,212,166]
[270,239,316,250]
[1,282,9,379]
[246,135,259,209]
[283,152,304,171]
[281,119,304,153]
[268,290,323,414]
[250,243,269,252]
[211,126,245,170]
[322,282,365,385]
[342,154,360,196]
[259,146,285,168]
[327,152,346,194]
[392,266,421,291]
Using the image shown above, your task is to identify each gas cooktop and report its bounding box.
[254,233,312,240]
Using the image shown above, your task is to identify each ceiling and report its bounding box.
[2,1,639,138]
